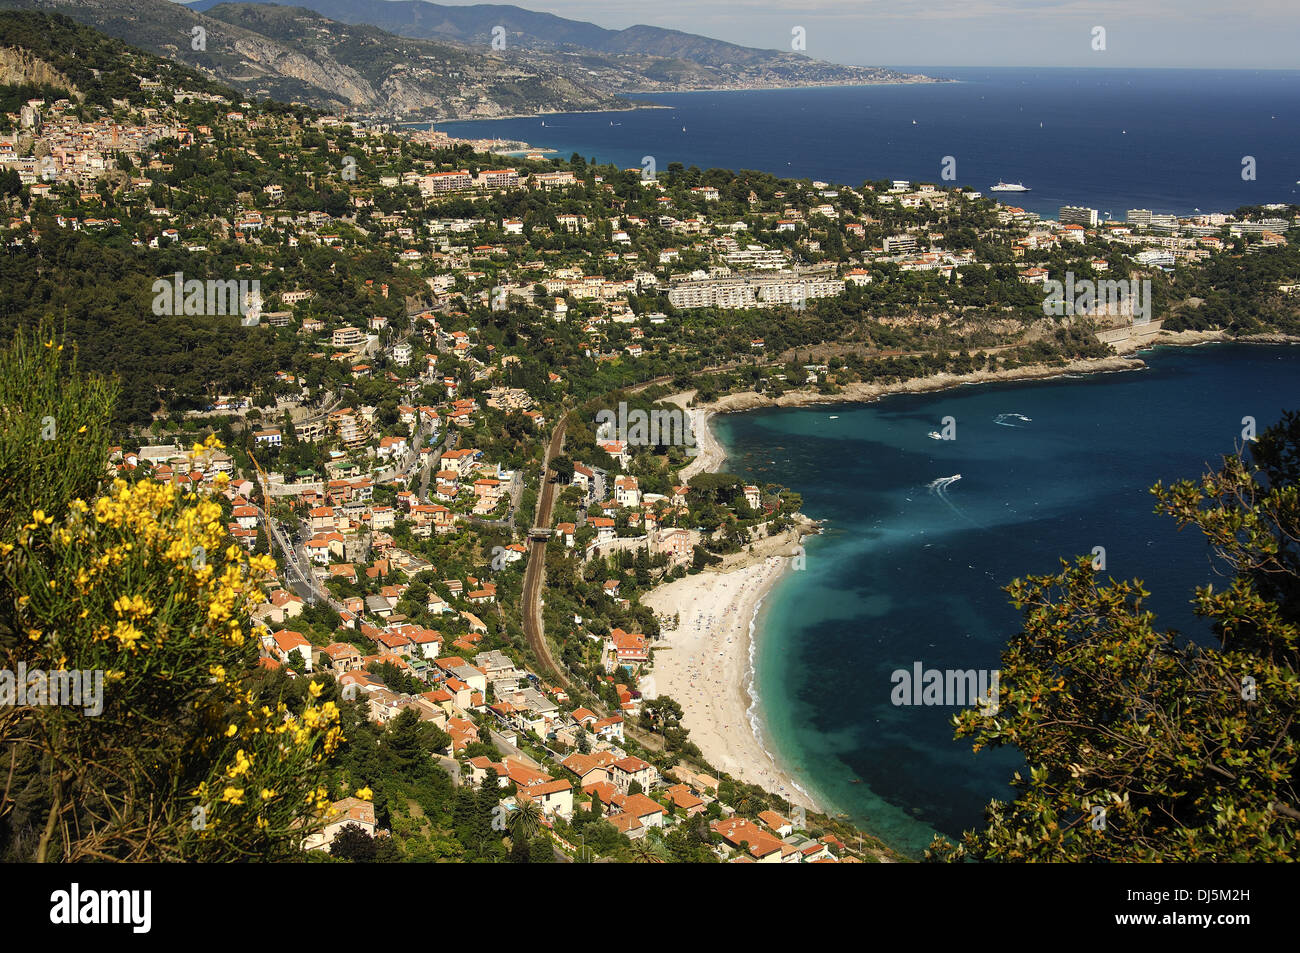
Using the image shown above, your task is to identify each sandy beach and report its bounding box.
[642,329,1300,818]
[639,521,820,812]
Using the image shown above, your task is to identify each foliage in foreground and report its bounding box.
[0,322,344,861]
[930,414,1300,861]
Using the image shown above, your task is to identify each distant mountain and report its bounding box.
[0,0,628,116]
[0,0,934,120]
[183,0,933,84]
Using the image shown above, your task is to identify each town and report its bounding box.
[2,10,1297,865]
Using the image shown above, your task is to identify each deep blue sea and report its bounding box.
[435,67,1300,217]
[711,344,1300,858]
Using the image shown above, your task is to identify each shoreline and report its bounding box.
[639,522,823,813]
[694,353,1147,415]
[690,331,1300,417]
[641,328,1300,832]
[405,78,947,125]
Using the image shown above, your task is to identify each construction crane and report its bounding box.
[246,444,272,504]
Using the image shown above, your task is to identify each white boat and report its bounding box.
[990,181,1031,192]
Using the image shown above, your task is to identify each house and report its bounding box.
[232,505,259,530]
[759,810,794,837]
[516,779,574,819]
[612,792,666,831]
[318,642,363,675]
[269,589,305,618]
[265,629,312,670]
[607,812,646,840]
[589,517,616,545]
[303,796,376,851]
[664,783,706,817]
[406,627,442,659]
[571,463,594,496]
[613,475,640,508]
[374,629,412,656]
[561,752,614,788]
[605,628,649,669]
[309,506,337,533]
[607,755,656,795]
[712,817,799,863]
[365,594,395,619]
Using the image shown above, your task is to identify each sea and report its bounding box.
[712,344,1300,857]
[434,67,1300,217]
[434,69,1300,855]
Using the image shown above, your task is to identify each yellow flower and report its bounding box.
[227,749,252,779]
[220,786,245,805]
[112,620,144,652]
[308,680,323,699]
[355,786,373,801]
[112,594,154,621]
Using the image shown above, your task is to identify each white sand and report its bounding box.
[640,551,820,812]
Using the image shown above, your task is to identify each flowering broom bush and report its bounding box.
[1,323,346,861]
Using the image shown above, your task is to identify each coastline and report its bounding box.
[695,353,1147,415]
[407,78,947,126]
[638,327,1300,830]
[639,520,823,813]
[685,329,1300,417]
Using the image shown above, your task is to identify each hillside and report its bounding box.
[0,0,626,117]
[189,0,935,87]
[0,7,233,106]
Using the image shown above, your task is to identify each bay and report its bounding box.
[712,344,1300,858]
[435,67,1300,217]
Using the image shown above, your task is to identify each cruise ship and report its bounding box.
[990,181,1031,192]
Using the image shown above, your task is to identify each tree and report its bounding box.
[549,454,574,484]
[642,696,683,737]
[329,823,377,862]
[627,835,669,863]
[528,833,553,863]
[508,797,543,842]
[0,323,342,862]
[930,415,1300,862]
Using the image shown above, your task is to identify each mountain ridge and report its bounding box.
[0,0,935,120]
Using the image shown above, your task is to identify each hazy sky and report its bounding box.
[428,0,1300,69]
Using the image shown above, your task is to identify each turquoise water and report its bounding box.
[713,344,1300,857]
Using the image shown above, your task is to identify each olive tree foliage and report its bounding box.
[931,413,1300,861]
